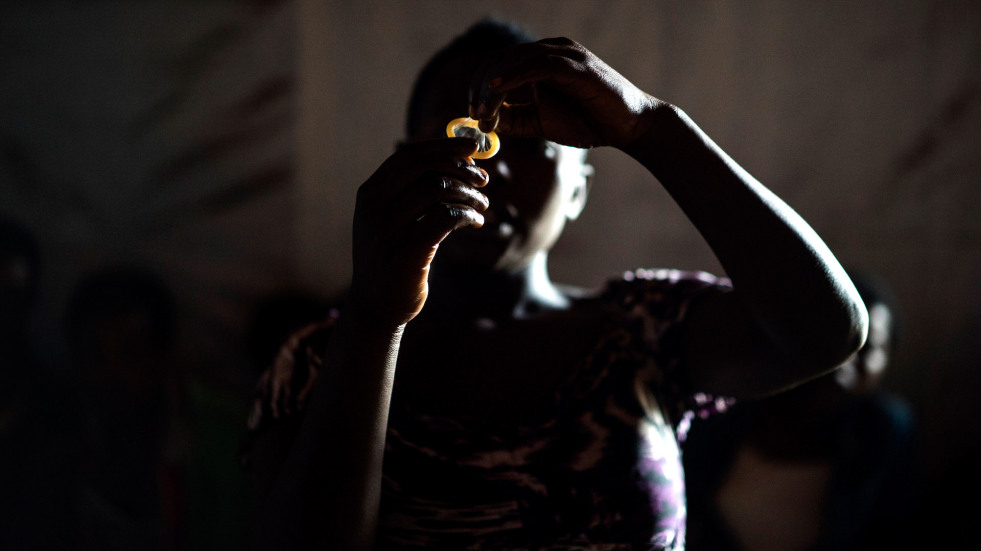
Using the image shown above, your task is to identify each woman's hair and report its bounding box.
[405,17,537,138]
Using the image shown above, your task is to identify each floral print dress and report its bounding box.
[243,269,732,550]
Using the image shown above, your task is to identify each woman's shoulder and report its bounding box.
[558,267,729,295]
[596,268,731,308]
[556,269,732,324]
[610,267,729,289]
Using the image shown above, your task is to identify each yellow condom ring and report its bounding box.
[446,117,500,159]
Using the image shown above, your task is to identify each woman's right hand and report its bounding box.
[350,137,489,328]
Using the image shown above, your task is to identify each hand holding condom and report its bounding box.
[466,37,662,150]
[351,138,489,327]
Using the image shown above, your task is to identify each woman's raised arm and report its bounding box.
[623,104,867,397]
[469,37,868,398]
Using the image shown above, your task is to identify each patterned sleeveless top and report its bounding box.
[243,269,732,550]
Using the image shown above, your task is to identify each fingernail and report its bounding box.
[478,116,498,133]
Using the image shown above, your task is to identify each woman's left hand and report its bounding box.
[468,37,663,150]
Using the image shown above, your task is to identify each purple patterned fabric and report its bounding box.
[244,269,733,550]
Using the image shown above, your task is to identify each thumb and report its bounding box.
[488,103,537,138]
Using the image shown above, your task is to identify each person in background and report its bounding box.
[683,270,916,551]
[243,18,869,550]
[66,265,183,551]
[0,216,83,550]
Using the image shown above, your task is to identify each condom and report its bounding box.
[446,117,499,159]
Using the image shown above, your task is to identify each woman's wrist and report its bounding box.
[621,100,684,165]
[345,281,418,335]
[334,307,406,349]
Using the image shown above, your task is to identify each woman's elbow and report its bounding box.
[804,295,870,371]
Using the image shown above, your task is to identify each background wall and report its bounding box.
[2,0,979,548]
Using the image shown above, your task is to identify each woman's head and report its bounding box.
[406,18,592,272]
[66,265,177,397]
[406,18,536,141]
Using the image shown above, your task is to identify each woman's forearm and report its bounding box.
[625,104,867,369]
[255,313,404,551]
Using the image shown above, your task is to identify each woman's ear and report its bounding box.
[565,163,593,221]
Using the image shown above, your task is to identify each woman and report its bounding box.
[243,19,867,550]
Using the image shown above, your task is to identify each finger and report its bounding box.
[400,203,484,265]
[400,136,480,157]
[269,369,280,419]
[387,138,481,177]
[280,357,293,415]
[283,384,292,415]
[492,103,539,138]
[296,348,320,410]
[362,161,489,245]
[385,176,490,236]
[256,369,271,399]
[361,138,484,200]
[473,56,580,135]
[485,39,586,93]
[412,158,489,190]
[247,398,263,430]
[469,40,585,131]
[270,347,293,419]
[292,321,325,341]
[494,93,597,149]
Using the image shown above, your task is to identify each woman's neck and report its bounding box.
[423,252,568,322]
